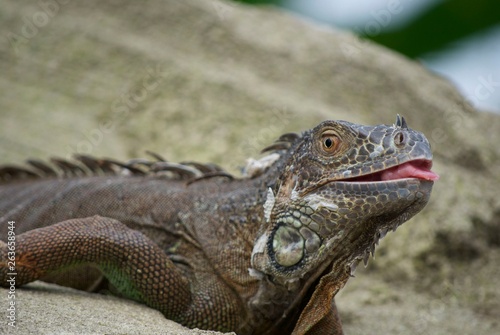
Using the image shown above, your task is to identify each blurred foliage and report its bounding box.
[368,0,500,58]
[232,0,281,5]
[233,0,500,59]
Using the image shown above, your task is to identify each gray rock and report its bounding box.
[0,282,231,335]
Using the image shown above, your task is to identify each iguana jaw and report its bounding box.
[251,155,437,284]
[336,159,439,183]
[300,158,438,275]
[297,158,439,197]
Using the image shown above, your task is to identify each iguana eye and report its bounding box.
[321,132,340,153]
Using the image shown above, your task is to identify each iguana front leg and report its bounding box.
[0,216,192,322]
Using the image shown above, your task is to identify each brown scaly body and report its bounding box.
[0,116,438,334]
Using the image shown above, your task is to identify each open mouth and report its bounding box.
[343,159,439,182]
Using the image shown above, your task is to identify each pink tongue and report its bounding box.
[380,161,439,181]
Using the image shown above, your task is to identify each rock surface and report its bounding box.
[1,0,499,334]
[0,282,231,335]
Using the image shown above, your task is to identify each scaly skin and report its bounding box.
[0,116,437,334]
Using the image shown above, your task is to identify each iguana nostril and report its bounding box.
[394,131,406,147]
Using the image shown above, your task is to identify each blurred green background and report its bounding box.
[234,0,500,113]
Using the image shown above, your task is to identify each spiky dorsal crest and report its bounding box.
[0,131,302,184]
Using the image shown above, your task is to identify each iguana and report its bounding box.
[0,116,438,334]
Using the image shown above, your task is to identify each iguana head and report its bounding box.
[251,115,438,285]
